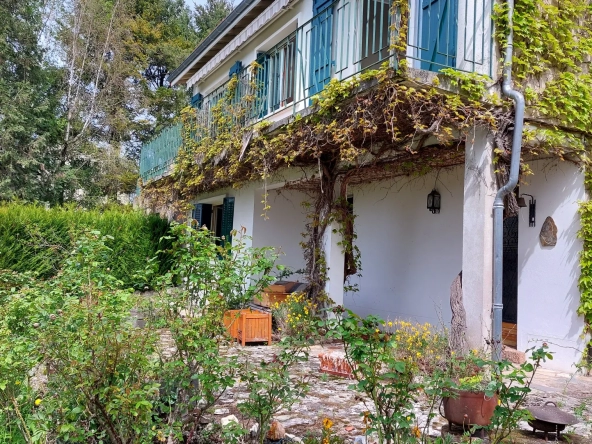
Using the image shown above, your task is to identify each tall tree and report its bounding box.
[124,0,199,160]
[0,0,235,204]
[194,0,233,42]
[0,0,63,201]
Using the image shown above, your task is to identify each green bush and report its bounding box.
[0,225,286,443]
[0,231,162,443]
[0,202,172,288]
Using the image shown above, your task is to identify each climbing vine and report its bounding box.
[142,1,592,328]
[578,173,592,373]
[493,0,592,365]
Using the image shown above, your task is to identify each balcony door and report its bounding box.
[420,0,458,71]
[359,0,392,70]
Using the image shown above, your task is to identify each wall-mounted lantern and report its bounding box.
[427,189,441,214]
[518,193,536,227]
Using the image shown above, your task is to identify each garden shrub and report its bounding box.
[0,231,163,443]
[326,309,555,444]
[0,224,288,443]
[0,202,172,288]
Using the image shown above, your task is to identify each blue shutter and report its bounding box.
[192,203,212,229]
[309,0,334,97]
[420,0,458,72]
[229,60,243,77]
[191,92,203,109]
[221,197,235,245]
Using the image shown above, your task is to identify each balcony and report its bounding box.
[140,0,493,182]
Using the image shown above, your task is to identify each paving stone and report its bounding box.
[203,343,592,441]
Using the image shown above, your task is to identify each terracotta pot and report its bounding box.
[442,390,498,427]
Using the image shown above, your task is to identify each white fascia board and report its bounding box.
[187,0,297,89]
[171,2,264,87]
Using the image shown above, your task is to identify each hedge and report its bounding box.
[0,203,172,288]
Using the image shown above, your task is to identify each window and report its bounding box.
[192,197,235,244]
[359,0,392,70]
[269,36,296,111]
[256,35,297,116]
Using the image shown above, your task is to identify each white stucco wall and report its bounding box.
[194,0,312,97]
[251,188,309,278]
[345,167,464,326]
[517,160,587,372]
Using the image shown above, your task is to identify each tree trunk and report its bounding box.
[449,271,467,355]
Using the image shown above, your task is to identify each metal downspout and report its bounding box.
[492,0,525,361]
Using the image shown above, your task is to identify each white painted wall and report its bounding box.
[517,160,587,372]
[194,0,312,97]
[251,187,309,278]
[462,129,496,349]
[345,166,464,326]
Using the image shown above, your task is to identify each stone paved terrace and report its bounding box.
[211,343,592,443]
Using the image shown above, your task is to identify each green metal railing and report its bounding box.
[140,0,493,182]
[140,124,182,181]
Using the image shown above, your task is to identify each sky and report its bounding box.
[185,0,207,7]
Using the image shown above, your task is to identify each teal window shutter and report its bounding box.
[191,92,203,108]
[309,0,334,97]
[221,197,235,244]
[420,0,458,71]
[229,60,243,77]
[192,203,212,229]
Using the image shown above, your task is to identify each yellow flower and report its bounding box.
[375,329,380,333]
[34,398,42,406]
[388,321,393,327]
[323,418,334,429]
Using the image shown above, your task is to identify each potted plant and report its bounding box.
[441,352,498,432]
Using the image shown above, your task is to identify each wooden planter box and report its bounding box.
[254,292,290,307]
[223,309,272,346]
[254,281,300,308]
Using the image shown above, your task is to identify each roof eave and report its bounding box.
[168,0,264,87]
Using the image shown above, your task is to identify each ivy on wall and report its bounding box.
[494,0,592,366]
[578,174,592,371]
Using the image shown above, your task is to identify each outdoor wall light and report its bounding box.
[427,189,441,214]
[520,193,536,227]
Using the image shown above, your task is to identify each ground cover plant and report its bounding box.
[0,223,290,443]
[0,231,162,443]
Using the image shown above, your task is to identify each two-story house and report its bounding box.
[139,0,590,373]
